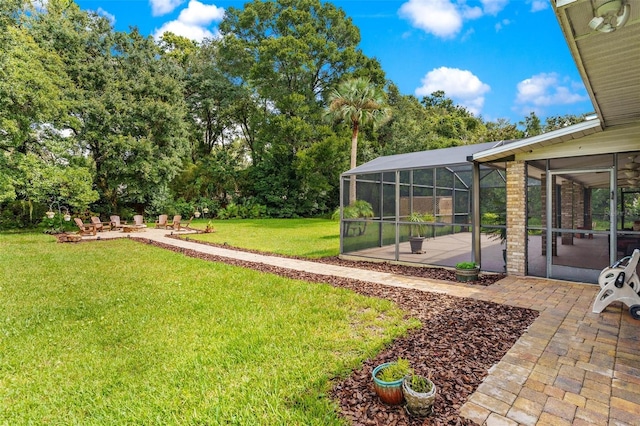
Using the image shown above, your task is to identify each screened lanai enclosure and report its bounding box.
[522,151,640,283]
[338,142,509,273]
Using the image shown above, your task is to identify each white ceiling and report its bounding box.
[554,0,640,127]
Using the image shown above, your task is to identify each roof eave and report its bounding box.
[472,118,603,163]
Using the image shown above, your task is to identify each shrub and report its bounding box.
[405,374,433,393]
[455,261,478,270]
[376,358,412,382]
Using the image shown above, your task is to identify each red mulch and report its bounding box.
[133,237,538,426]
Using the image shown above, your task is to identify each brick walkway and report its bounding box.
[86,229,640,425]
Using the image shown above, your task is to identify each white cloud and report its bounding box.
[529,0,549,13]
[150,0,185,17]
[176,0,225,25]
[398,0,508,38]
[462,5,483,20]
[415,67,491,115]
[398,0,463,38]
[481,0,509,16]
[514,73,588,114]
[495,18,510,32]
[97,7,116,25]
[153,0,225,42]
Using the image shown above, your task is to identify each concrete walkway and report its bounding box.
[86,228,640,425]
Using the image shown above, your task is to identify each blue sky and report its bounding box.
[74,0,595,124]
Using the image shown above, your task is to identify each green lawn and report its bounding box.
[0,233,416,424]
[186,218,341,258]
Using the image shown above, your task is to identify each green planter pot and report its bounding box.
[455,267,479,282]
[372,363,405,405]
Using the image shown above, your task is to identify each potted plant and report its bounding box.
[403,373,436,416]
[455,261,480,282]
[333,200,374,236]
[372,358,412,405]
[408,212,434,254]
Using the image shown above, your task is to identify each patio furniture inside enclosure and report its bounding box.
[339,142,507,271]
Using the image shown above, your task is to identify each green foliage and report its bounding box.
[326,77,391,205]
[220,0,369,116]
[520,111,542,137]
[405,374,433,394]
[38,212,74,234]
[376,358,412,382]
[333,200,374,236]
[482,212,507,243]
[217,200,267,220]
[483,118,524,142]
[0,0,594,225]
[543,114,588,132]
[0,233,414,424]
[455,261,478,270]
[0,24,69,155]
[408,212,434,238]
[333,200,374,220]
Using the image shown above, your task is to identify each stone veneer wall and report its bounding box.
[506,160,526,275]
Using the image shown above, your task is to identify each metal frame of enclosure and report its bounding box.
[338,142,508,273]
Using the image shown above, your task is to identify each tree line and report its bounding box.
[0,0,587,228]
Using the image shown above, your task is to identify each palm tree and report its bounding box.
[326,77,391,204]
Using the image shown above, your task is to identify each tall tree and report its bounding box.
[219,0,368,117]
[420,91,485,148]
[543,113,588,132]
[521,111,542,137]
[326,77,390,204]
[483,118,523,142]
[25,1,189,213]
[217,0,383,215]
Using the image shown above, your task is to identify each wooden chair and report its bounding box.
[133,215,147,228]
[181,216,194,230]
[74,218,96,236]
[110,215,125,231]
[155,214,169,229]
[166,215,182,230]
[90,216,110,232]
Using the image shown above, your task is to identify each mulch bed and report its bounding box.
[135,237,539,426]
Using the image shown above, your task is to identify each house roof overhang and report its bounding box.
[553,0,640,128]
[472,117,604,163]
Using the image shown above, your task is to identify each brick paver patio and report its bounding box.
[86,228,640,425]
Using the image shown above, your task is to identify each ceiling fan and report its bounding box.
[588,0,630,33]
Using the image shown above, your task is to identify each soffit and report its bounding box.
[472,118,603,163]
[554,0,640,128]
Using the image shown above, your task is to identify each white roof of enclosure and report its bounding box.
[342,141,507,176]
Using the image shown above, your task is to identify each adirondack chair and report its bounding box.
[90,216,110,232]
[166,215,182,231]
[74,218,96,236]
[155,214,169,229]
[133,215,147,228]
[110,215,125,231]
